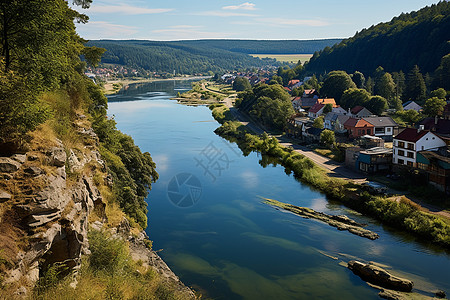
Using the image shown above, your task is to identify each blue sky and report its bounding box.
[74,0,441,40]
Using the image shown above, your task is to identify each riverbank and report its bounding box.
[102,76,211,95]
[209,104,450,249]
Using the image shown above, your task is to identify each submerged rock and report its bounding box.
[263,198,379,240]
[348,260,413,292]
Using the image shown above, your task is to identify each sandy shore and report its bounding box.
[102,76,210,95]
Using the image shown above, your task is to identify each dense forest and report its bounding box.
[172,39,341,54]
[305,1,450,75]
[87,39,341,74]
[87,40,276,74]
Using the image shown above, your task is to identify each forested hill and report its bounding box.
[87,40,273,74]
[305,1,450,75]
[87,39,341,74]
[171,39,342,54]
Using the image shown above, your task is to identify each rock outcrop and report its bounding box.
[0,128,107,296]
[263,197,380,240]
[348,260,413,292]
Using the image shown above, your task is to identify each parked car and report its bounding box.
[362,181,388,195]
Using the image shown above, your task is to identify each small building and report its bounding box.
[302,127,323,143]
[419,117,450,139]
[357,147,393,174]
[403,101,422,112]
[335,115,351,133]
[363,116,398,142]
[317,98,337,107]
[351,106,373,118]
[393,128,447,167]
[331,106,347,115]
[324,113,339,131]
[416,150,450,194]
[358,135,385,148]
[308,103,325,119]
[344,118,374,139]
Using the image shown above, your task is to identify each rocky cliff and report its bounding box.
[0,116,195,299]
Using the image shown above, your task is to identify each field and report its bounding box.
[250,54,313,64]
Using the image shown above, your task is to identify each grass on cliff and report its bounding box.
[213,106,450,249]
[32,230,187,300]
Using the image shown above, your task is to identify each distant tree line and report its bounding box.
[87,40,278,75]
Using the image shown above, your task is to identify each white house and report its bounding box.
[393,128,446,167]
[403,101,422,112]
[308,103,324,119]
[363,116,398,142]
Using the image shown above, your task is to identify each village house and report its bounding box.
[393,127,447,167]
[344,118,374,139]
[317,98,337,107]
[345,147,392,174]
[363,116,398,142]
[419,117,450,139]
[335,115,351,133]
[416,150,450,194]
[350,106,373,118]
[324,113,339,131]
[308,103,325,119]
[403,100,422,112]
[287,79,302,90]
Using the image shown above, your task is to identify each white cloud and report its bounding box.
[256,18,330,27]
[223,2,256,11]
[89,4,173,15]
[195,11,258,17]
[76,21,138,39]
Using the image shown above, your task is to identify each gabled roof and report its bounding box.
[306,127,324,136]
[363,116,398,127]
[318,98,337,107]
[344,118,374,128]
[300,98,319,107]
[394,128,429,142]
[351,106,365,114]
[309,103,325,114]
[288,79,300,86]
[337,115,350,124]
[420,118,450,134]
[304,89,316,95]
[324,112,339,122]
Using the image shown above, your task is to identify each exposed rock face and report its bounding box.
[0,157,22,173]
[2,134,106,294]
[348,261,413,292]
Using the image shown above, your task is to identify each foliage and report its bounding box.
[320,71,356,104]
[82,46,107,68]
[320,129,335,148]
[233,76,251,91]
[375,72,396,101]
[352,71,365,88]
[365,95,388,115]
[174,39,342,54]
[423,97,446,116]
[340,88,370,109]
[323,103,333,114]
[404,65,426,102]
[312,116,324,129]
[88,230,131,274]
[0,70,51,143]
[237,83,295,130]
[434,53,450,90]
[88,40,273,75]
[430,88,447,99]
[305,2,450,75]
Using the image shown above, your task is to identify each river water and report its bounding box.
[108,80,450,300]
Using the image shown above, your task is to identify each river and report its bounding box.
[108,80,450,300]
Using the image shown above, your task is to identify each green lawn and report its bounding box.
[250,54,313,64]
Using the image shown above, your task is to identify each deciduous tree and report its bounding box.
[320,71,356,104]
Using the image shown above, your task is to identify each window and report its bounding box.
[417,163,427,170]
[407,152,414,159]
[398,150,405,156]
[398,159,404,165]
[398,141,405,148]
[407,143,414,150]
[387,127,391,132]
[407,161,413,167]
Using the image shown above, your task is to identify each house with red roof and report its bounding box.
[287,79,301,89]
[344,118,374,139]
[393,128,446,167]
[308,103,325,119]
